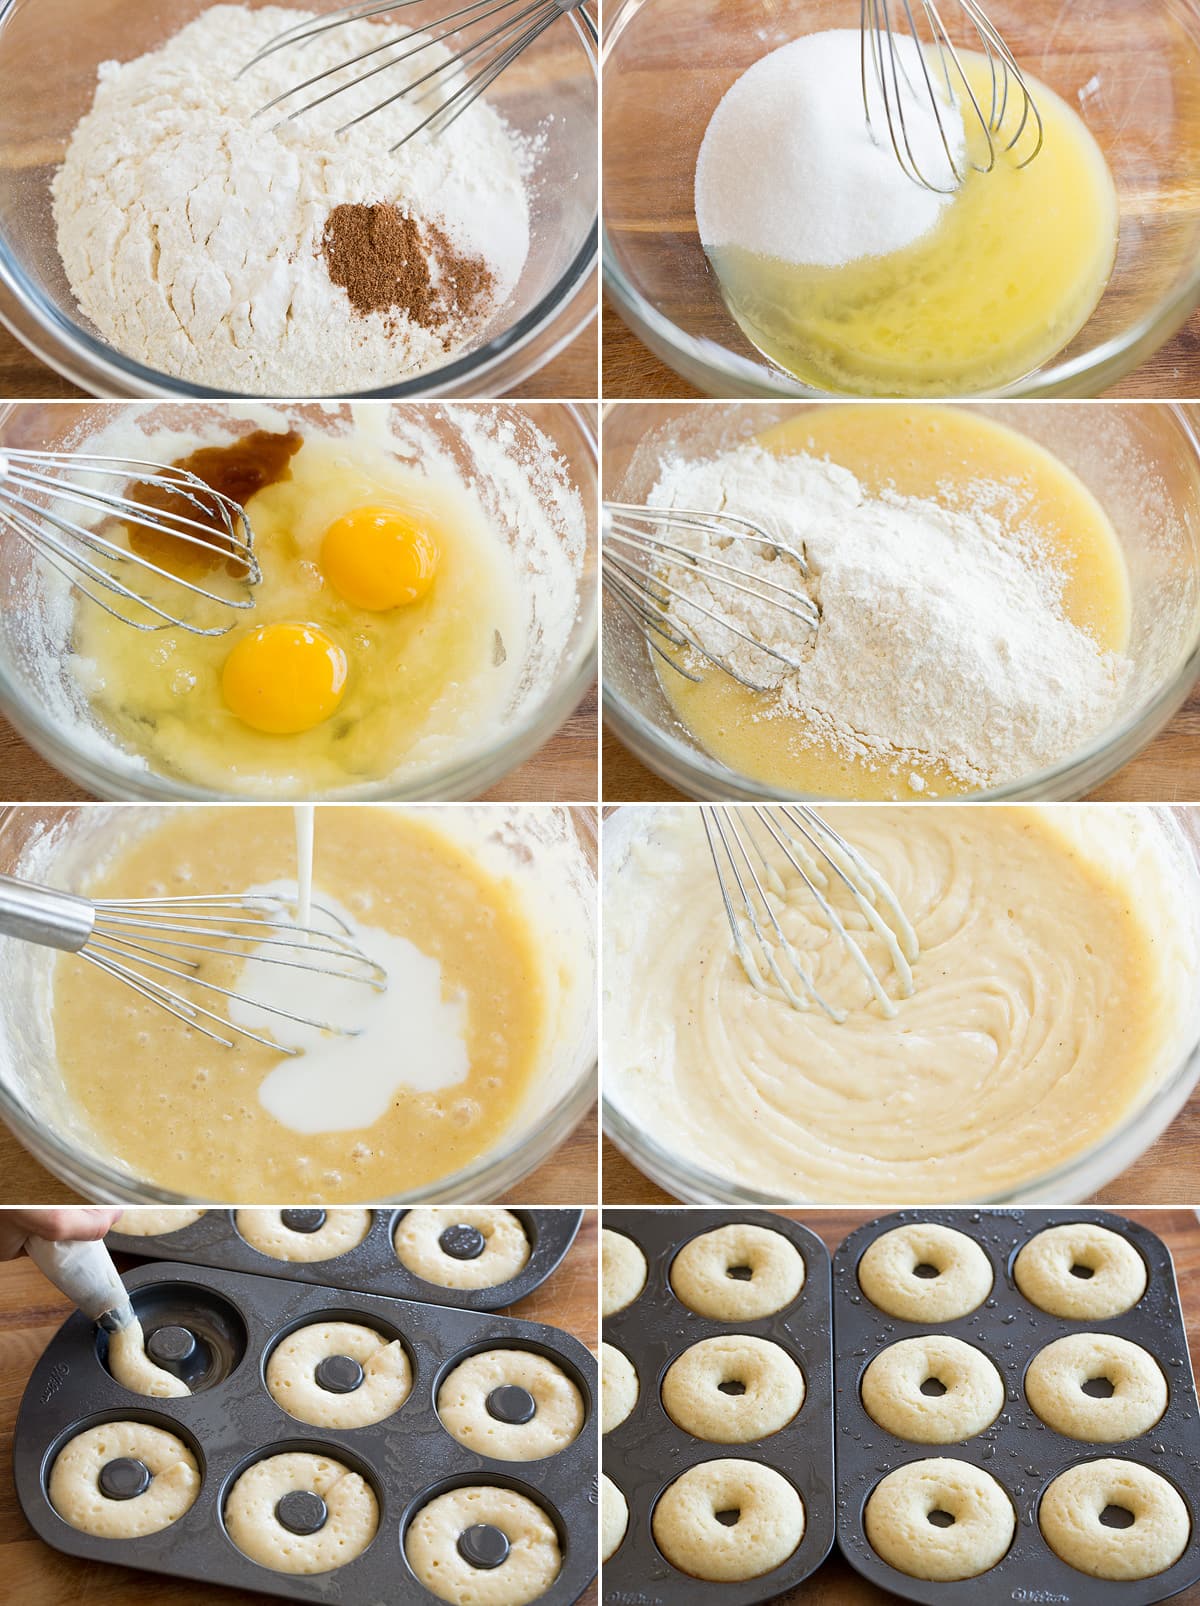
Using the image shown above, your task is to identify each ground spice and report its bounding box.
[322,202,495,346]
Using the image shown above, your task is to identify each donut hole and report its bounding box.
[1082,1375,1116,1399]
[920,1377,948,1398]
[718,1380,747,1397]
[725,1263,754,1282]
[714,1508,741,1527]
[1071,1262,1097,1280]
[97,1282,247,1394]
[927,1509,956,1528]
[912,1263,941,1280]
[1100,1503,1136,1529]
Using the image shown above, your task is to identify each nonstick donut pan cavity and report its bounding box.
[601,1208,835,1606]
[15,1260,597,1604]
[106,1208,582,1312]
[833,1209,1200,1606]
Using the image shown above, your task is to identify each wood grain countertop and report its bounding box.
[0,1209,598,1606]
[601,1206,1200,1605]
[0,1106,598,1210]
[602,297,1200,400]
[0,299,599,402]
[601,681,1200,801]
[0,680,599,804]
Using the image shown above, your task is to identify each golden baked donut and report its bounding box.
[602,1474,629,1562]
[662,1335,805,1443]
[670,1223,805,1321]
[864,1458,1015,1581]
[1014,1223,1147,1320]
[652,1459,805,1582]
[857,1223,992,1322]
[1039,1459,1190,1580]
[1025,1333,1167,1442]
[861,1336,1004,1444]
[602,1342,638,1435]
[602,1229,648,1317]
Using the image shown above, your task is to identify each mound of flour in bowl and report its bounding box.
[650,444,1132,791]
[52,5,532,394]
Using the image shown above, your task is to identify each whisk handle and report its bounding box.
[0,875,95,953]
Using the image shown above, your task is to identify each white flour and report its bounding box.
[695,30,966,268]
[52,5,531,394]
[649,444,1131,789]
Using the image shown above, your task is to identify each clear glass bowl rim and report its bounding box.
[0,400,599,802]
[0,5,598,400]
[600,0,1200,400]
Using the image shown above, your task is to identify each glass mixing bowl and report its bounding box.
[602,802,1200,1205]
[603,401,1200,801]
[0,803,598,1204]
[603,0,1200,398]
[0,400,597,801]
[0,0,597,398]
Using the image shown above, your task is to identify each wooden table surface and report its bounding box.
[600,1206,1200,1605]
[601,679,1200,801]
[0,1103,598,1209]
[0,679,598,804]
[602,293,1200,401]
[0,301,598,402]
[0,1209,598,1606]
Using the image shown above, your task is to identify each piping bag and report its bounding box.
[25,1236,134,1332]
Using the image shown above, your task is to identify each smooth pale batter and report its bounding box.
[659,404,1130,798]
[72,425,526,795]
[51,807,546,1200]
[708,51,1118,395]
[108,1317,191,1399]
[604,805,1198,1203]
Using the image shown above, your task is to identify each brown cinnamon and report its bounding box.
[321,202,495,344]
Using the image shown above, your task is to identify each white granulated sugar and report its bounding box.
[52,5,531,393]
[650,445,1132,789]
[695,29,965,267]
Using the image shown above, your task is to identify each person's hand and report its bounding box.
[0,1207,123,1262]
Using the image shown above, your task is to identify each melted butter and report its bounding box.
[708,54,1118,396]
[657,403,1130,798]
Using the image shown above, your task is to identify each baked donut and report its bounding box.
[602,1229,647,1317]
[652,1459,805,1581]
[405,1485,562,1606]
[670,1224,805,1321]
[114,1208,205,1237]
[49,1421,200,1539]
[438,1349,584,1461]
[1039,1459,1190,1580]
[393,1209,530,1290]
[235,1208,371,1263]
[861,1336,1004,1444]
[602,1343,638,1434]
[266,1321,411,1429]
[602,1474,629,1562]
[858,1223,992,1322]
[1015,1223,1147,1320]
[662,1335,804,1443]
[107,1317,191,1400]
[224,1451,378,1574]
[864,1458,1015,1581]
[1025,1334,1167,1443]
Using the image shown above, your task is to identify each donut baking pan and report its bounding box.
[106,1209,583,1312]
[834,1209,1200,1606]
[601,1208,835,1605]
[15,1259,597,1604]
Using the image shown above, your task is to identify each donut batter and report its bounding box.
[237,1209,372,1263]
[266,1321,412,1429]
[50,807,548,1200]
[393,1209,530,1288]
[224,1451,378,1574]
[107,1318,191,1400]
[114,1209,205,1237]
[437,1349,584,1460]
[605,804,1200,1202]
[405,1486,562,1606]
[49,1421,200,1538]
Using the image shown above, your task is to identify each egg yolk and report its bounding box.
[320,504,440,611]
[221,622,348,735]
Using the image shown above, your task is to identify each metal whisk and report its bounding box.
[0,450,259,637]
[0,877,387,1053]
[603,502,818,693]
[244,0,597,152]
[703,806,919,1022]
[861,0,1043,193]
